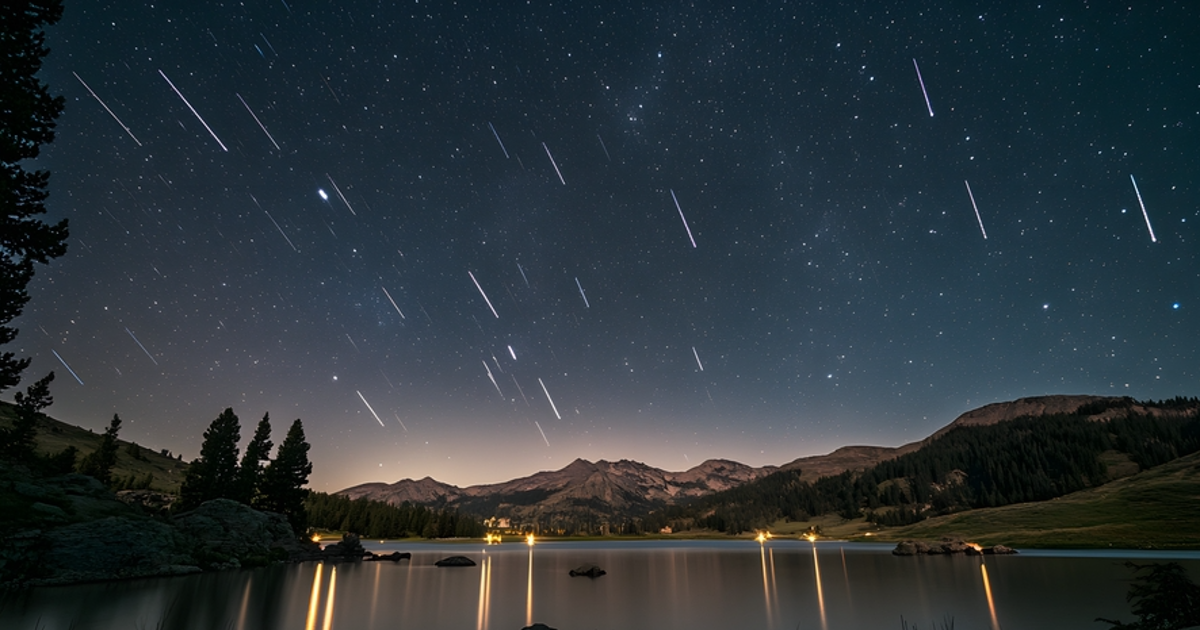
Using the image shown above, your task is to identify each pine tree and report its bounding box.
[77,414,121,485]
[178,408,241,511]
[0,371,53,463]
[258,418,312,533]
[236,412,273,505]
[0,0,69,394]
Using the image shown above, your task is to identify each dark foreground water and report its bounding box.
[3,540,1199,629]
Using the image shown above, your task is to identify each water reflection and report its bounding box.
[322,566,337,630]
[981,562,1000,630]
[811,542,827,630]
[305,564,323,630]
[3,542,1195,629]
[525,546,534,626]
[235,577,252,630]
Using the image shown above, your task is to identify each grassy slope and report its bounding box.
[0,401,187,493]
[859,449,1200,549]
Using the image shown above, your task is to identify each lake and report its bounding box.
[2,540,1198,629]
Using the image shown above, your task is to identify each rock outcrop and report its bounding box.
[892,537,1016,556]
[435,555,476,567]
[568,563,606,578]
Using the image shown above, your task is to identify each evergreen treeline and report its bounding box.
[306,492,485,539]
[659,399,1200,534]
[176,409,313,533]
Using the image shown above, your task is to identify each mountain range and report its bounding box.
[340,393,1149,526]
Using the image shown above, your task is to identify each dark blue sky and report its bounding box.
[16,1,1197,490]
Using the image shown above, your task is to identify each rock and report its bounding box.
[116,489,176,516]
[435,555,476,567]
[569,563,606,578]
[36,516,193,585]
[522,624,558,630]
[892,541,918,556]
[321,533,368,561]
[172,498,296,569]
[367,551,411,562]
[983,544,1017,555]
[940,539,970,554]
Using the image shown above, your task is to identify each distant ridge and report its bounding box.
[341,457,777,527]
[338,394,1140,524]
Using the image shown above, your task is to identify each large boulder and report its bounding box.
[435,555,477,567]
[322,533,368,561]
[172,499,296,569]
[34,516,196,586]
[569,563,606,578]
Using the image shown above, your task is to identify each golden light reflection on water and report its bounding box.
[811,543,827,630]
[526,546,534,627]
[476,554,493,630]
[759,543,773,628]
[981,563,1000,630]
[235,577,251,630]
[305,564,323,630]
[322,566,337,630]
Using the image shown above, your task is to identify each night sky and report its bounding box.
[15,1,1197,491]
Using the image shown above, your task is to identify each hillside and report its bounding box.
[666,395,1200,536]
[871,448,1200,549]
[0,401,187,493]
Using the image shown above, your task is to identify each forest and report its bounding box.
[650,397,1200,534]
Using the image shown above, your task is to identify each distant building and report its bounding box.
[484,517,512,530]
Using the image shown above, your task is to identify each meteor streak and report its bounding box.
[72,72,142,146]
[125,328,159,365]
[356,390,386,427]
[542,142,566,185]
[381,286,406,319]
[393,413,408,432]
[598,134,611,161]
[251,194,298,252]
[692,346,704,371]
[538,378,562,419]
[51,350,84,385]
[517,263,530,288]
[912,58,934,117]
[512,375,529,405]
[508,345,517,360]
[1130,174,1157,242]
[236,93,280,150]
[468,271,500,318]
[670,189,698,248]
[575,277,590,308]
[482,361,504,399]
[325,175,356,215]
[964,180,988,239]
[534,421,550,447]
[487,122,509,158]
[158,70,228,151]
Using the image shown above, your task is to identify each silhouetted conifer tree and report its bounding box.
[178,408,241,511]
[236,412,273,504]
[0,0,68,394]
[258,418,312,532]
[77,414,121,485]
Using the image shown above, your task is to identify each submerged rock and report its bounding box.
[521,624,558,630]
[366,551,411,562]
[983,544,1017,555]
[568,563,606,578]
[435,555,476,567]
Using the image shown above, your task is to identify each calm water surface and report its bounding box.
[3,541,1198,629]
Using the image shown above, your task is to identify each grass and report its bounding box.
[861,449,1200,549]
[0,401,188,493]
